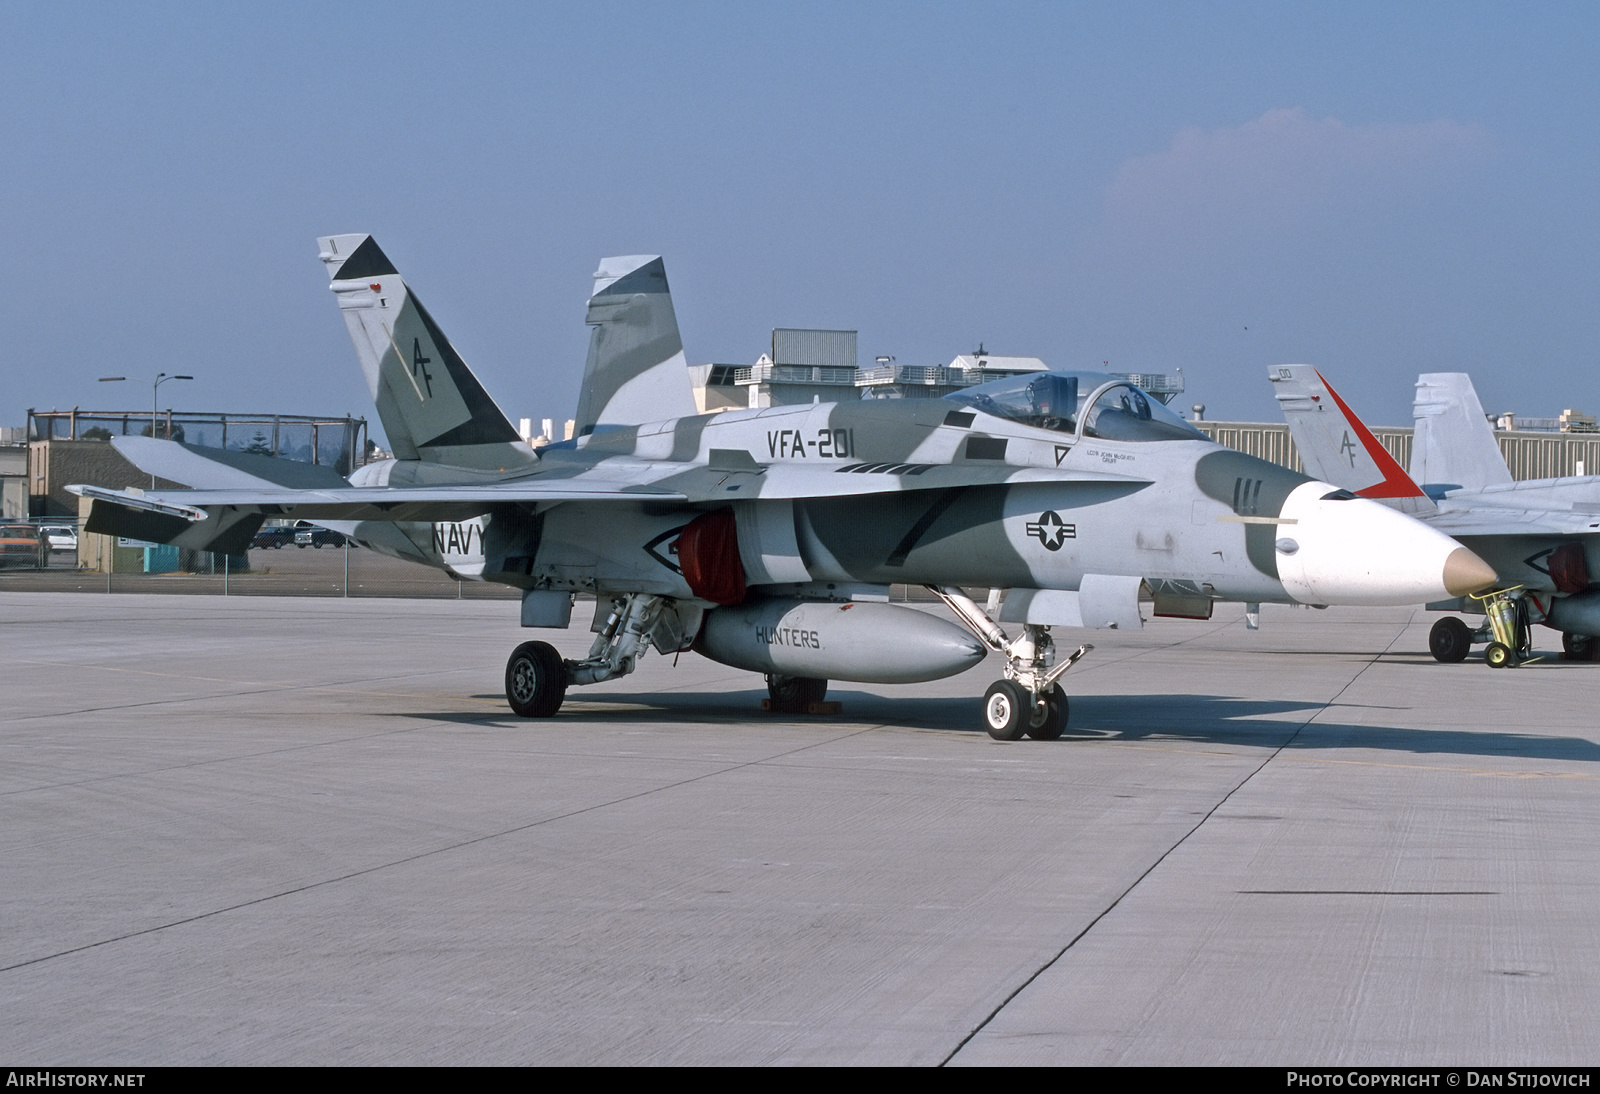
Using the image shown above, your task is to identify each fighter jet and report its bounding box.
[71,238,1495,740]
[1270,365,1600,666]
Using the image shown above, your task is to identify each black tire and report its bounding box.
[983,680,1028,741]
[1562,632,1596,661]
[506,641,567,717]
[1429,617,1473,663]
[766,675,827,714]
[1485,641,1513,669]
[1025,684,1068,741]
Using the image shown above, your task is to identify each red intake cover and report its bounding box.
[677,508,747,605]
[1548,541,1591,595]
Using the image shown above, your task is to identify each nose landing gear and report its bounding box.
[929,585,1092,741]
[1472,586,1535,668]
[982,680,1068,741]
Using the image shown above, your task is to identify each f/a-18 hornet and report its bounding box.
[1272,364,1600,667]
[74,236,1496,739]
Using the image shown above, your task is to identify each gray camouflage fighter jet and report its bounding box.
[1271,364,1600,666]
[72,237,1495,740]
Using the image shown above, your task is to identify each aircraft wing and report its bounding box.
[73,460,1147,519]
[1423,506,1600,538]
[73,440,1151,553]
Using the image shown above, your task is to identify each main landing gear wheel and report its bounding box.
[1484,641,1514,669]
[767,675,827,714]
[1429,617,1473,663]
[1025,684,1069,741]
[1562,632,1598,661]
[506,640,567,717]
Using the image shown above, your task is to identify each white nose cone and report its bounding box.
[1274,482,1497,605]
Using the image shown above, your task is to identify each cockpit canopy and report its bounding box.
[944,371,1206,443]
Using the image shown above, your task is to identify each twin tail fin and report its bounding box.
[318,234,528,469]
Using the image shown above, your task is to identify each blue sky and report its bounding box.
[3,1,1597,439]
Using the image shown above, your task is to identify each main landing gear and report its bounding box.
[765,674,828,714]
[1562,631,1600,662]
[503,593,700,718]
[506,640,566,717]
[928,585,1092,741]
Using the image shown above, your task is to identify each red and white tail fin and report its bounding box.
[1269,364,1434,513]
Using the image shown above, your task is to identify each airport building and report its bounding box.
[25,408,368,519]
[19,408,369,576]
[1192,419,1600,482]
[0,426,26,519]
[688,328,1187,412]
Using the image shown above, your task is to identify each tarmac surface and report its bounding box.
[3,590,1598,1065]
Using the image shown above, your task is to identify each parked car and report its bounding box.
[251,526,295,550]
[39,526,78,551]
[292,521,349,548]
[0,523,42,568]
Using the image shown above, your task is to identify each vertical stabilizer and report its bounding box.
[1412,373,1512,491]
[318,234,529,468]
[1269,364,1434,513]
[574,255,696,436]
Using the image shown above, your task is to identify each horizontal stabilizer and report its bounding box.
[77,487,263,555]
[112,437,352,491]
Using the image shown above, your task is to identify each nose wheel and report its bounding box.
[1428,616,1475,663]
[983,681,1068,741]
[925,585,1089,743]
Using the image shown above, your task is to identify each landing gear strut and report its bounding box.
[929,585,1091,741]
[503,593,700,718]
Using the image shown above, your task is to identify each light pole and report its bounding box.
[99,373,194,487]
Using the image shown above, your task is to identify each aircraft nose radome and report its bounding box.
[1274,481,1488,606]
[1443,547,1498,596]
